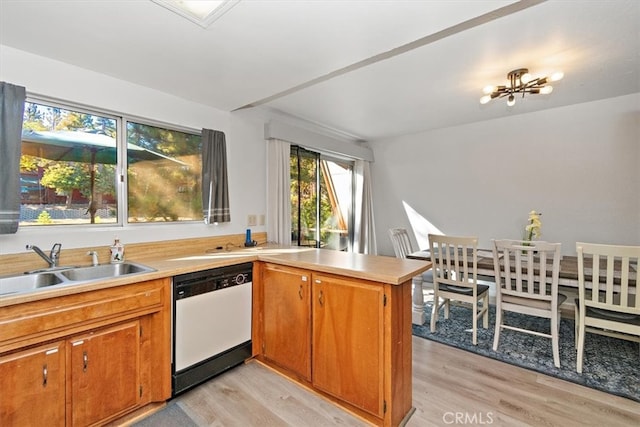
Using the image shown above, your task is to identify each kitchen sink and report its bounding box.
[0,272,65,296]
[59,262,154,281]
[0,262,155,297]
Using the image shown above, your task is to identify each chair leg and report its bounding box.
[576,310,585,374]
[493,306,502,351]
[430,293,439,333]
[574,305,578,347]
[551,313,560,368]
[482,294,489,329]
[472,300,478,345]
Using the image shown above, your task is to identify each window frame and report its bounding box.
[21,94,203,229]
[290,145,355,251]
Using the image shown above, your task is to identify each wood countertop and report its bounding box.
[0,246,431,308]
[258,248,431,285]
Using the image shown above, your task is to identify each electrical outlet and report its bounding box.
[259,214,265,226]
[247,214,257,226]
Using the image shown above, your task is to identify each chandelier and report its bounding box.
[480,68,564,106]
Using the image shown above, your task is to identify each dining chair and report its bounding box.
[388,228,433,324]
[388,228,414,259]
[575,242,640,373]
[429,234,489,345]
[492,239,564,367]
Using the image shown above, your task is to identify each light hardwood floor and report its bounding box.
[168,337,640,427]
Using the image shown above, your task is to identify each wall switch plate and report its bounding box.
[247,214,257,226]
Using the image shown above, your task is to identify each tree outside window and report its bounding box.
[19,101,201,226]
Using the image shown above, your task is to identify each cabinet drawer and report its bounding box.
[0,279,166,351]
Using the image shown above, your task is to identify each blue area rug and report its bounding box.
[412,303,639,402]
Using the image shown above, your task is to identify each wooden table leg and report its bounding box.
[412,276,426,325]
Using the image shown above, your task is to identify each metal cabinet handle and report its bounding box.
[298,284,303,300]
[83,351,88,372]
[43,364,48,387]
[318,290,324,306]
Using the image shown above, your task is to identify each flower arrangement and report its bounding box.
[524,210,542,242]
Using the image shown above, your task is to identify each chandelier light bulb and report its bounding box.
[520,73,532,84]
[507,95,515,106]
[540,85,553,94]
[482,85,495,95]
[550,71,564,82]
[480,95,492,104]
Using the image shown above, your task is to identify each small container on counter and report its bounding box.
[110,238,125,263]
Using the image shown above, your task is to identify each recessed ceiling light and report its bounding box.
[151,0,240,28]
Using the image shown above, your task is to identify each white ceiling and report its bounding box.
[1,0,638,142]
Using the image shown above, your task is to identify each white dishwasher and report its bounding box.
[172,262,252,396]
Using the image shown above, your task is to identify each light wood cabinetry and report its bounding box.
[69,321,140,426]
[312,273,384,418]
[0,341,66,426]
[254,261,413,427]
[262,263,311,381]
[0,278,171,426]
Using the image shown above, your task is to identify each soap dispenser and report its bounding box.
[110,238,125,264]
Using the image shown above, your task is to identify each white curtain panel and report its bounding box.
[266,139,291,245]
[354,159,377,255]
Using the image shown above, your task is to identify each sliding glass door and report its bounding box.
[290,146,353,251]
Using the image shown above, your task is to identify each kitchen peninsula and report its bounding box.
[0,236,431,427]
[254,249,431,427]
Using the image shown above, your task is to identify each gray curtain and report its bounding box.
[0,82,26,234]
[202,128,231,223]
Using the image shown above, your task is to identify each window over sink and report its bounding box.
[19,99,202,227]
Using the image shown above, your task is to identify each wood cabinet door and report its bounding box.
[69,321,140,426]
[263,264,312,380]
[312,274,385,418]
[0,342,65,427]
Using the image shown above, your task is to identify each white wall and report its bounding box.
[0,46,267,255]
[371,93,640,256]
[3,46,639,258]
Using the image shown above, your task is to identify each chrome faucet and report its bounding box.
[87,250,99,266]
[26,243,62,268]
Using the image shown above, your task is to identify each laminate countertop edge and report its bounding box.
[0,248,432,307]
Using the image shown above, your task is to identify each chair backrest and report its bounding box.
[576,242,640,314]
[429,234,478,289]
[388,228,414,259]
[492,239,561,302]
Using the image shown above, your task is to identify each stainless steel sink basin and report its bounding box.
[0,262,155,297]
[0,273,65,296]
[59,262,154,281]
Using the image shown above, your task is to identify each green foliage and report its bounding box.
[36,211,52,224]
[57,112,93,131]
[20,155,39,172]
[127,122,200,155]
[23,103,46,131]
[45,107,62,130]
[290,147,334,246]
[128,192,179,222]
[39,162,85,198]
[20,102,200,224]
